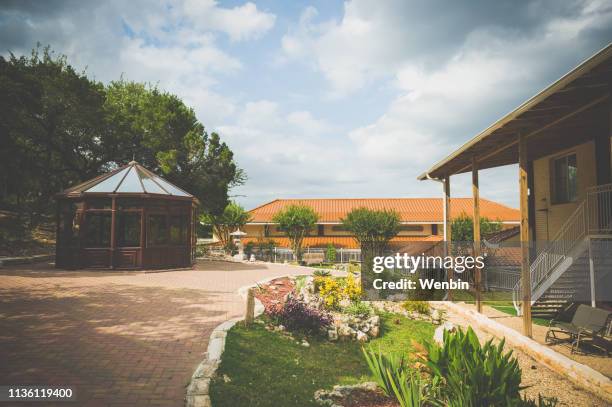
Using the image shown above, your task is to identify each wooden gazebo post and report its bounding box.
[110,196,117,269]
[472,156,482,313]
[519,131,533,337]
[140,205,146,268]
[444,176,452,301]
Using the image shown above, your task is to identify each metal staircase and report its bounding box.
[513,183,612,318]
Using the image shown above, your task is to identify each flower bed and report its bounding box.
[256,275,382,342]
[209,312,434,406]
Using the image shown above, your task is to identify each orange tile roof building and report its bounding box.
[242,198,520,250]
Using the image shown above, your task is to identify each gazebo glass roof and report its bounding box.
[64,161,193,197]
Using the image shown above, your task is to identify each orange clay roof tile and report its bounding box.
[247,198,519,223]
[242,235,443,250]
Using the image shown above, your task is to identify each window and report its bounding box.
[84,212,111,247]
[117,212,141,247]
[148,214,168,245]
[118,199,142,210]
[552,154,577,204]
[317,224,324,236]
[170,215,188,245]
[431,224,438,235]
[398,225,424,232]
[87,198,112,210]
[331,225,347,232]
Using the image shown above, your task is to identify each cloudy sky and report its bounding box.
[2,0,611,209]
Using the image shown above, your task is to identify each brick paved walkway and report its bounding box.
[0,260,312,406]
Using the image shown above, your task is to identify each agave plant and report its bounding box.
[426,326,525,407]
[362,346,405,397]
[387,368,442,407]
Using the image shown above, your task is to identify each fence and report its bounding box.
[249,247,362,264]
[210,244,520,290]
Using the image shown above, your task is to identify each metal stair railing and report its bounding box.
[513,182,612,313]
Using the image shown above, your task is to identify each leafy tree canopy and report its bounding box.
[0,45,244,230]
[201,201,251,249]
[272,205,318,261]
[451,212,502,242]
[341,208,400,255]
[341,208,400,276]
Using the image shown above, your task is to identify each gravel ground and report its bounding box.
[465,303,612,378]
[435,304,609,407]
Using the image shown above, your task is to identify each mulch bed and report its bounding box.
[254,277,295,312]
[325,389,399,407]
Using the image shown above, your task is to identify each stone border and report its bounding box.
[0,254,54,267]
[442,302,612,403]
[185,275,280,407]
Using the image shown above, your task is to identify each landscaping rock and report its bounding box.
[433,321,456,345]
[337,324,354,339]
[328,328,338,341]
[356,330,368,342]
[301,340,310,347]
[314,382,381,407]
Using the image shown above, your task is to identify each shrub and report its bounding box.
[224,241,238,255]
[244,241,255,258]
[195,245,209,258]
[267,297,331,335]
[317,277,343,309]
[401,300,431,315]
[387,367,437,407]
[316,275,362,309]
[362,346,406,397]
[343,301,372,317]
[520,394,558,407]
[312,269,331,278]
[325,244,337,263]
[343,273,362,301]
[426,326,523,406]
[257,239,276,261]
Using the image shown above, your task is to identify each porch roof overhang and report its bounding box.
[418,43,612,181]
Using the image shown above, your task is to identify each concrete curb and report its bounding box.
[185,275,289,407]
[442,302,612,403]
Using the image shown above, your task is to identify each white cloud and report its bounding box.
[217,100,371,203]
[4,0,612,210]
[278,0,612,208]
[182,0,276,42]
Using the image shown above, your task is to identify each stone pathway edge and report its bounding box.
[184,275,281,407]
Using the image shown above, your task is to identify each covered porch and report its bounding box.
[418,43,612,337]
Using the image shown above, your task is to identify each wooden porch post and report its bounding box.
[519,132,533,337]
[472,157,482,313]
[444,176,453,301]
[110,196,117,269]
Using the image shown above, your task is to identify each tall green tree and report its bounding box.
[341,208,400,277]
[0,45,244,233]
[200,202,251,249]
[450,212,502,256]
[1,46,111,224]
[103,79,245,216]
[450,212,502,242]
[273,205,318,262]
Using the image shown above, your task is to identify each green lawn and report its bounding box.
[209,313,434,407]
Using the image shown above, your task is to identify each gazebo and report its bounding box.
[55,161,199,270]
